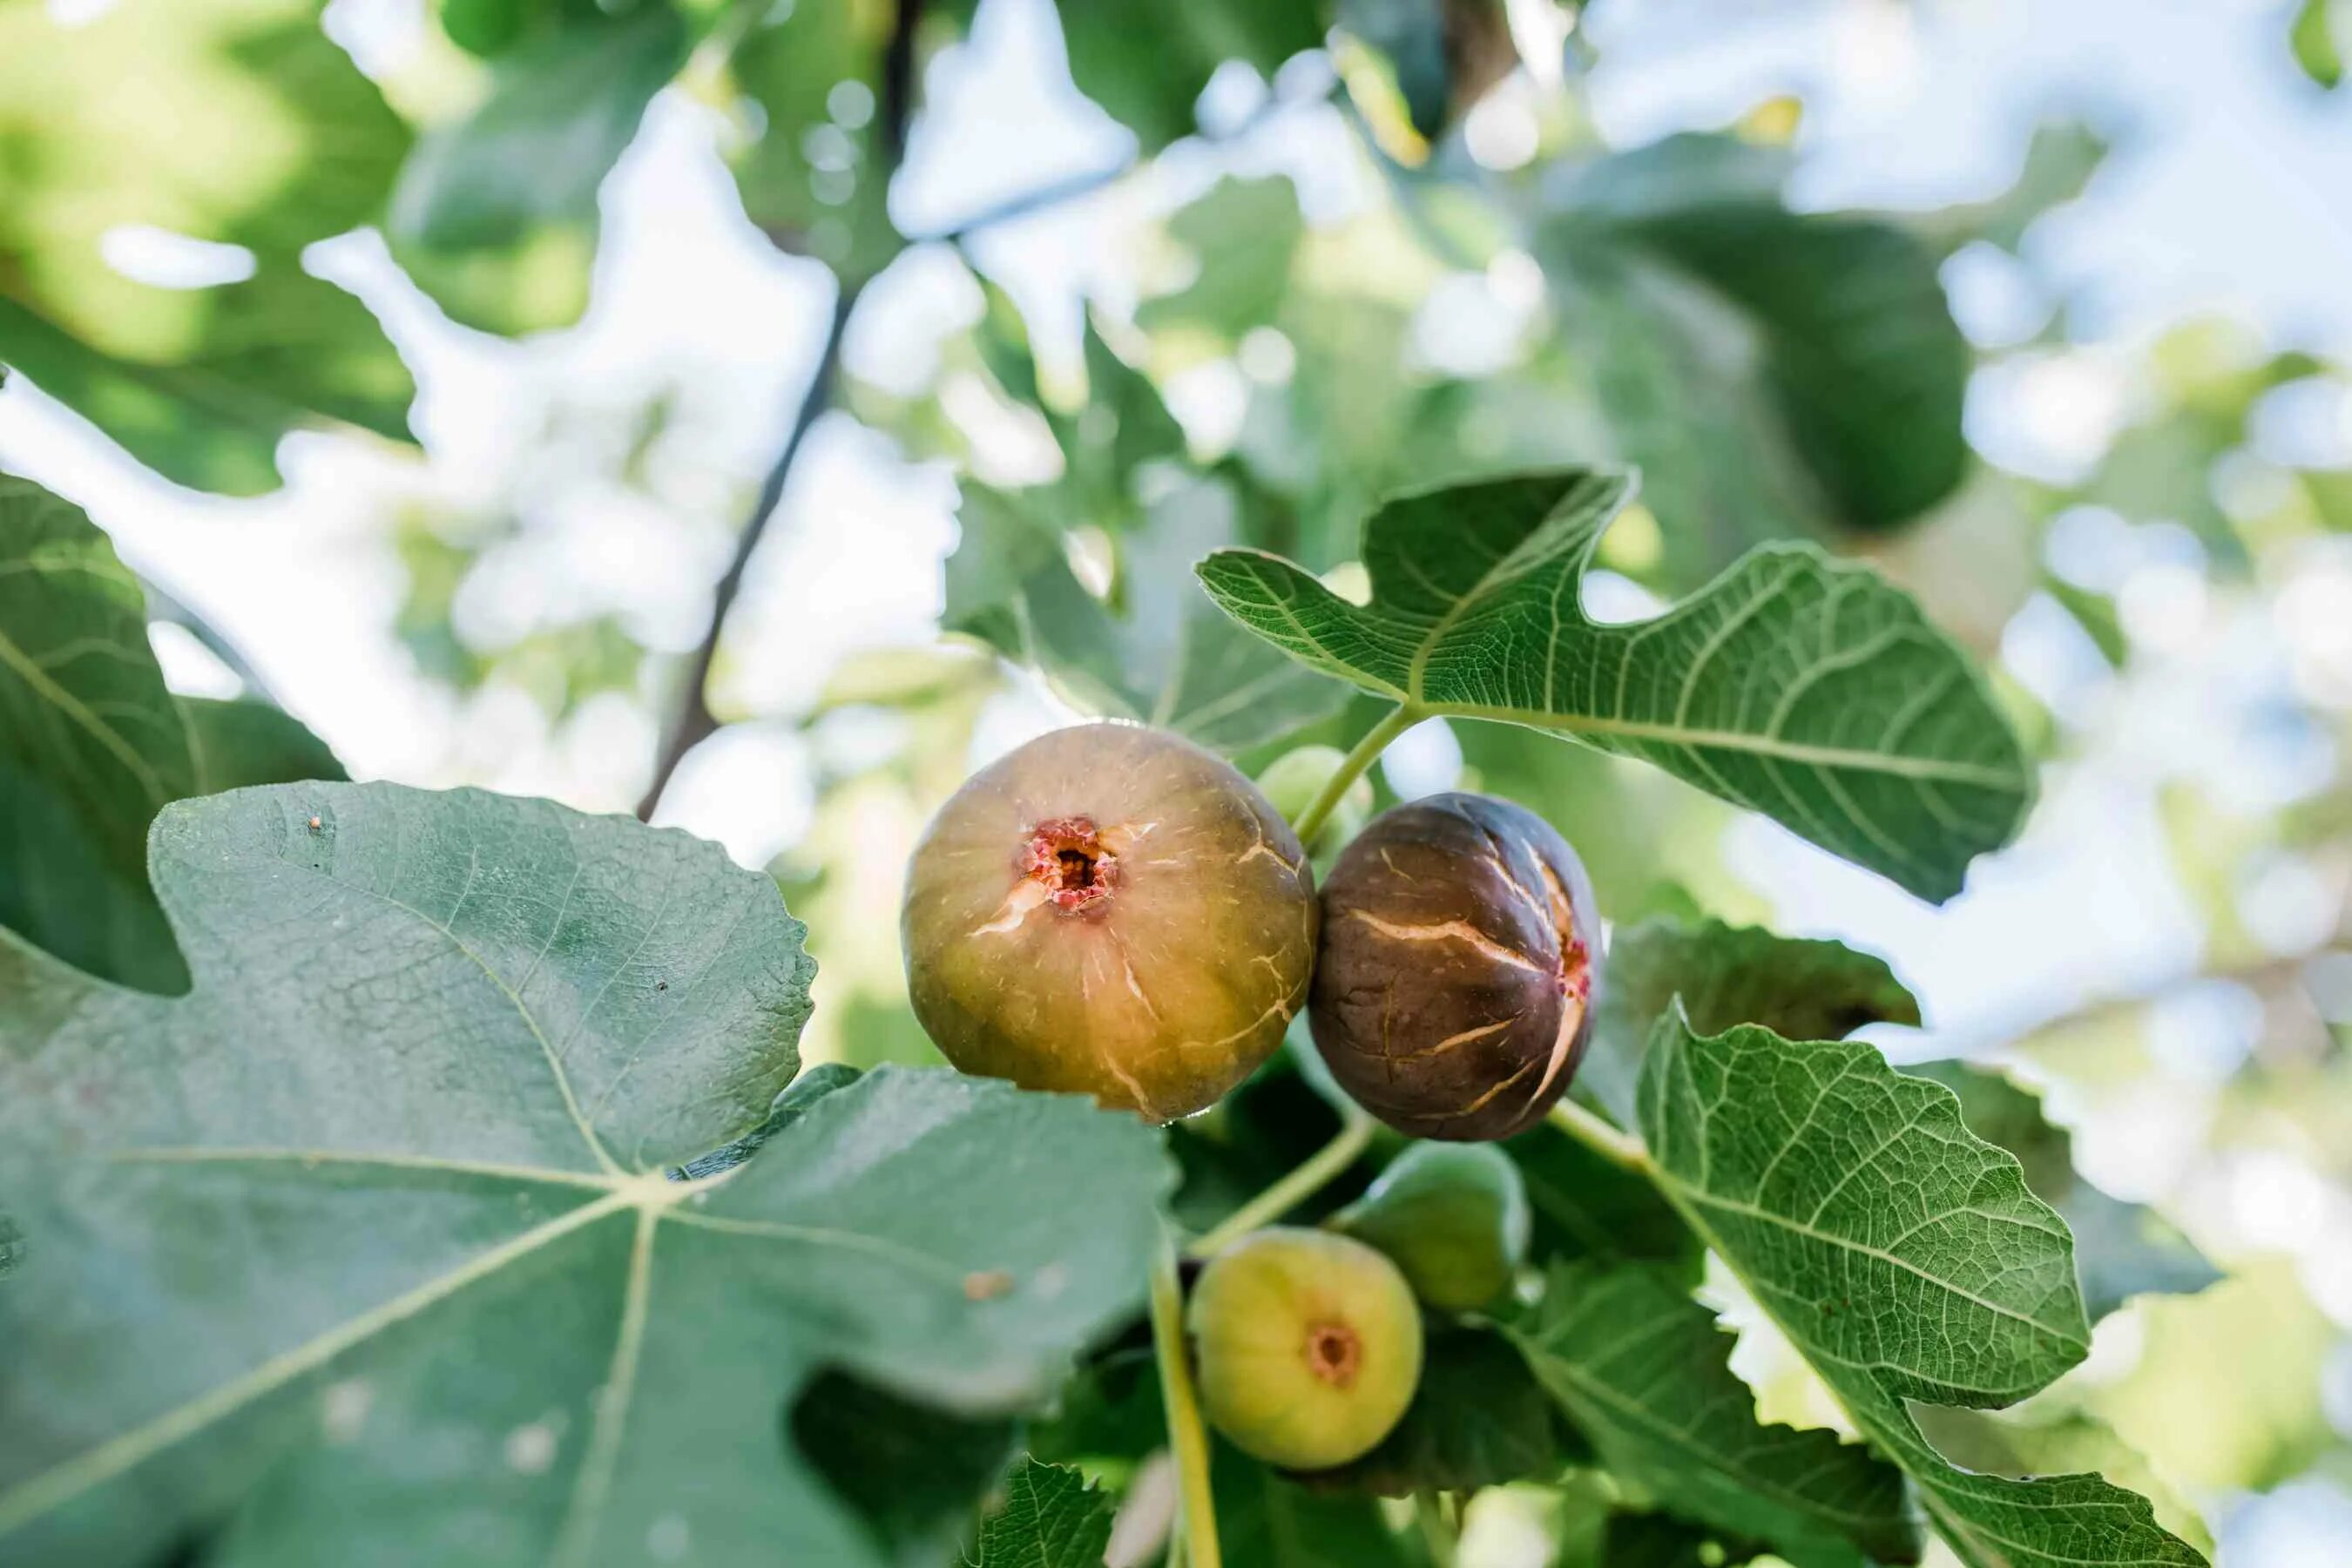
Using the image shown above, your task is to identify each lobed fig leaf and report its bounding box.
[1310,793,1602,1140]
[1196,469,2033,902]
[902,723,1317,1122]
[1188,1227,1423,1472]
[0,782,1173,1566]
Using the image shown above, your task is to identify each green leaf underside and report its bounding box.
[1,475,195,990]
[966,1459,1117,1567]
[0,0,416,492]
[1197,470,2032,900]
[0,782,1171,1565]
[1,473,344,991]
[1584,917,1923,1127]
[1638,1014,2208,1568]
[1511,1261,1915,1567]
[1908,1060,2220,1321]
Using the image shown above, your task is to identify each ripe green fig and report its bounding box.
[1309,793,1601,1141]
[1256,745,1375,859]
[1188,1227,1423,1470]
[1330,1143,1530,1311]
[902,723,1317,1121]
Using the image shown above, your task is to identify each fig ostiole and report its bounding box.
[1187,1227,1423,1471]
[1331,1142,1530,1312]
[1308,793,1602,1141]
[901,723,1317,1122]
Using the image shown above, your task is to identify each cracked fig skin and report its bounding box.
[1188,1227,1423,1471]
[902,723,1317,1121]
[1310,793,1601,1140]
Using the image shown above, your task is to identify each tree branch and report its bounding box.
[637,0,927,821]
[635,282,857,821]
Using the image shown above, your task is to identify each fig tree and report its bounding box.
[1331,1143,1530,1311]
[1309,793,1601,1141]
[1187,1227,1423,1470]
[901,723,1317,1121]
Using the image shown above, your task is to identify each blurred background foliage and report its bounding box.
[3,0,2351,1561]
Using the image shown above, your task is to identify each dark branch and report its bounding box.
[635,283,858,821]
[637,0,927,821]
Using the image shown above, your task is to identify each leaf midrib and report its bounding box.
[0,1146,987,1542]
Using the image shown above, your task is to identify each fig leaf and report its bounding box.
[1907,1059,2220,1321]
[1510,1260,1916,1566]
[0,472,344,992]
[1639,1011,2210,1568]
[965,1458,1117,1568]
[1583,917,1922,1127]
[0,0,416,493]
[1197,469,2033,901]
[0,782,1172,1565]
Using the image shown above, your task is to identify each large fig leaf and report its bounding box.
[1197,469,2033,900]
[0,0,415,492]
[0,782,1171,1566]
[0,474,341,992]
[1638,1013,2208,1568]
[1908,1060,2220,1321]
[1510,1260,1917,1567]
[1583,917,1921,1126]
[1542,134,1970,540]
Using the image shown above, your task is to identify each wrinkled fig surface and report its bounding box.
[902,723,1316,1121]
[1331,1142,1531,1311]
[1310,793,1601,1140]
[1188,1227,1423,1471]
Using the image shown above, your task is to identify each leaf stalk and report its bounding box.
[1149,1233,1221,1568]
[1183,1109,1375,1260]
[1545,1097,1651,1174]
[1288,703,1418,845]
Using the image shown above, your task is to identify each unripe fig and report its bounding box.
[1256,745,1374,859]
[1330,1143,1530,1311]
[1309,793,1600,1141]
[1188,1227,1423,1470]
[902,723,1317,1121]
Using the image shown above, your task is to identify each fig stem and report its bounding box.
[1182,1110,1376,1260]
[1546,1097,1652,1173]
[1150,1232,1222,1568]
[1288,704,1419,845]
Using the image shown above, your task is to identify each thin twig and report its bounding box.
[1183,1110,1375,1260]
[635,282,858,820]
[638,0,929,821]
[904,161,1134,244]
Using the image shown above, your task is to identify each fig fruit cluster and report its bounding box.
[901,727,1601,1139]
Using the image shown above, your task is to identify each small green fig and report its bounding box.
[1188,1227,1423,1470]
[1330,1143,1530,1312]
[902,723,1316,1121]
[1255,745,1375,859]
[1310,793,1601,1141]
